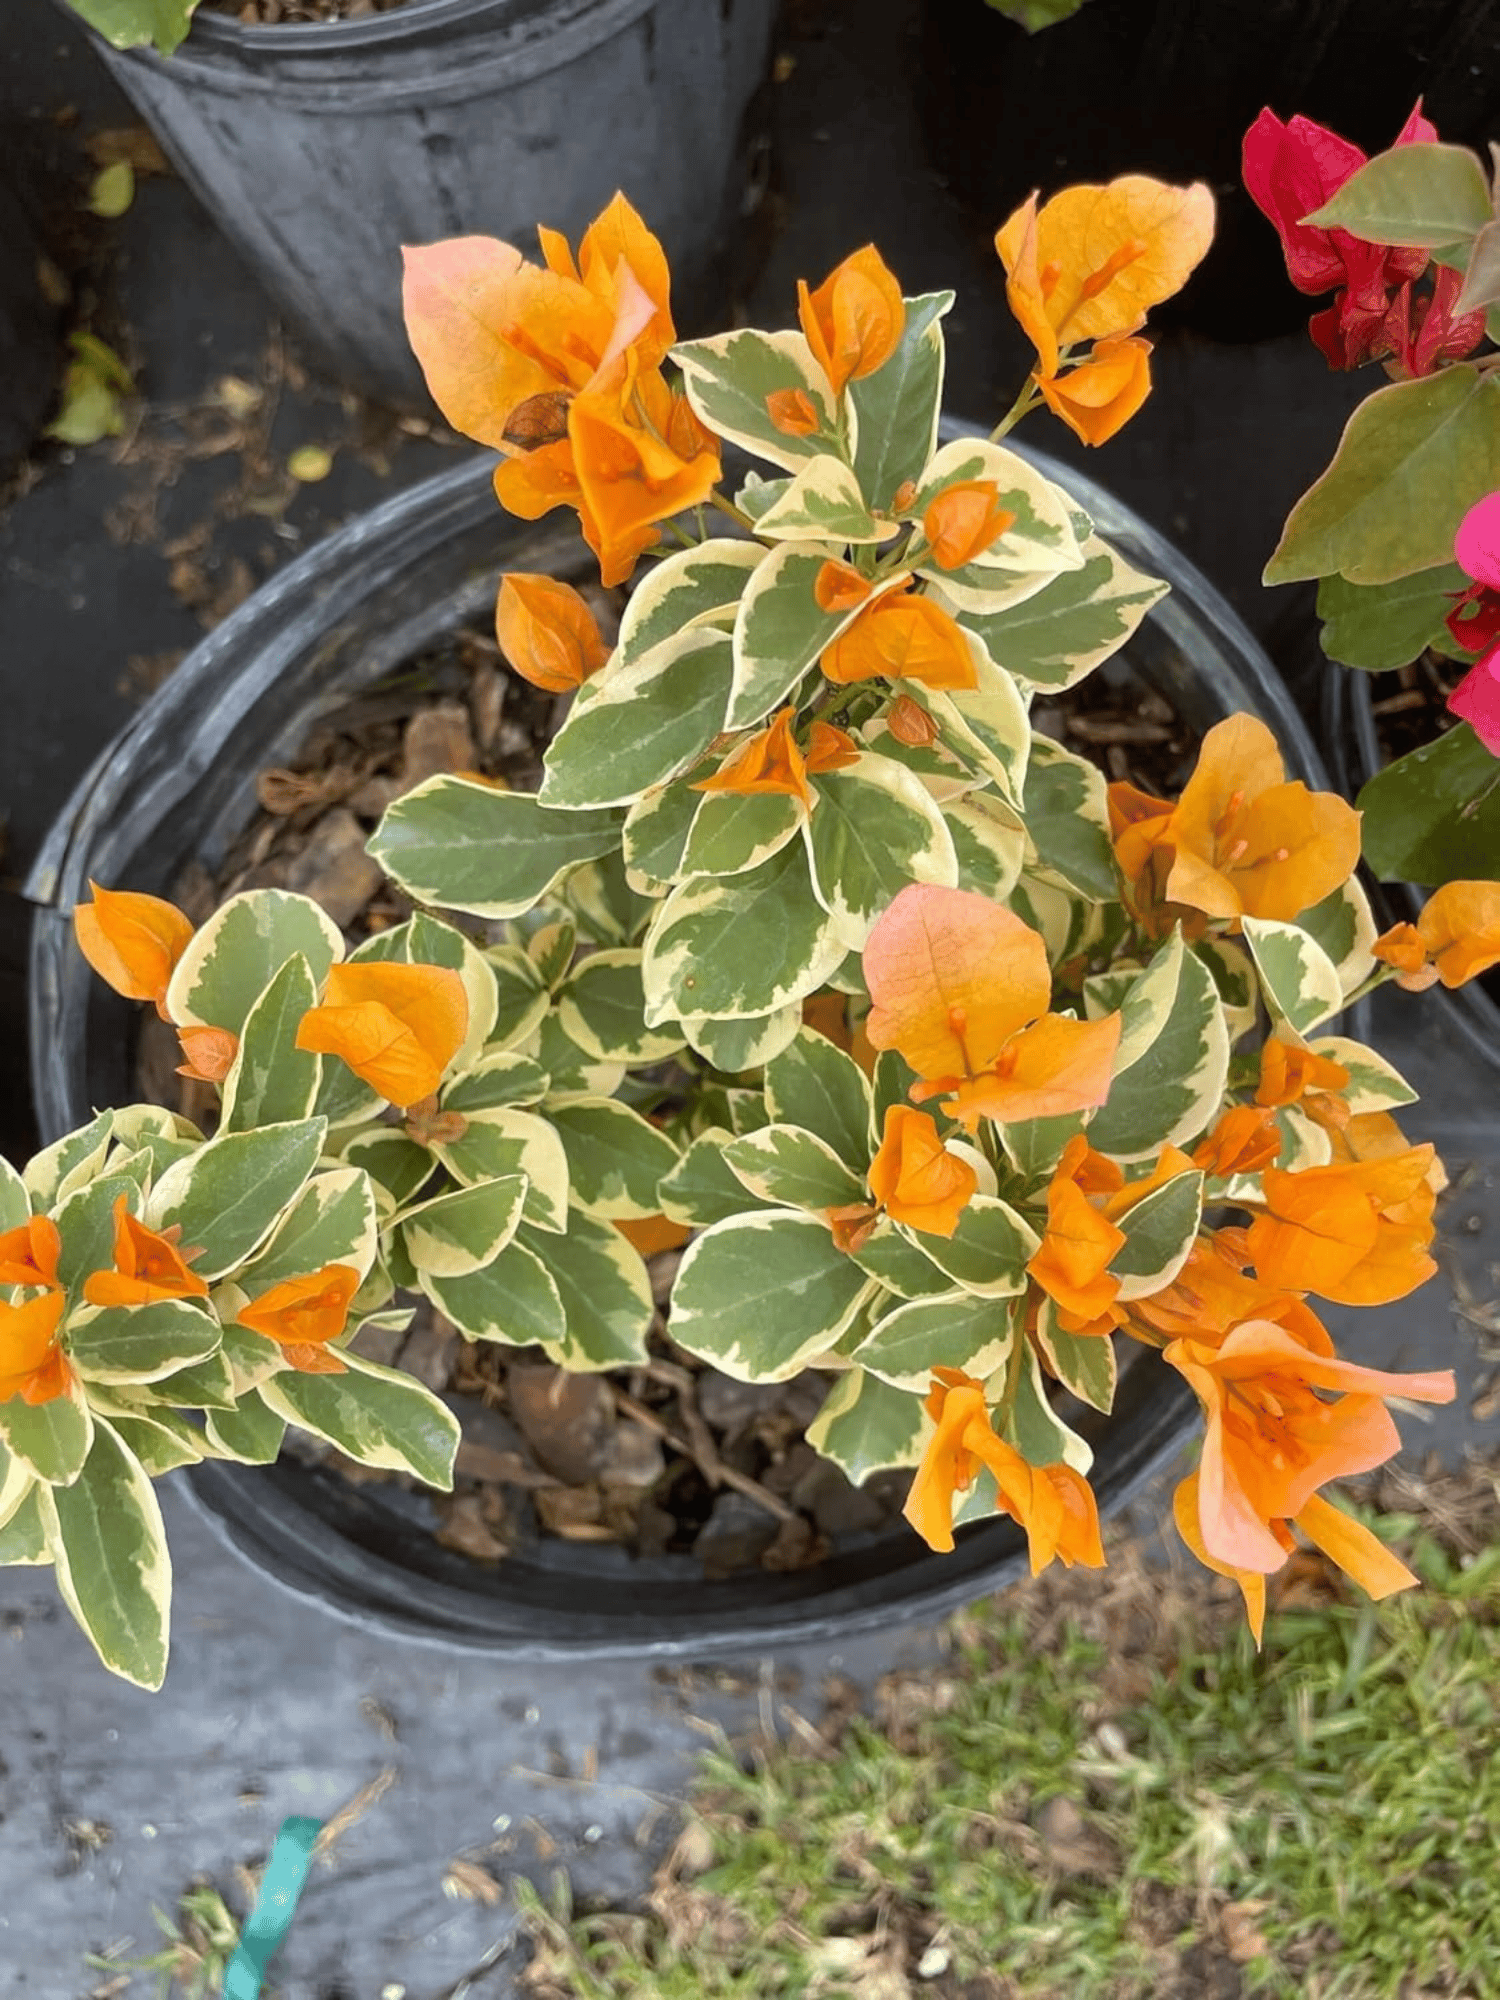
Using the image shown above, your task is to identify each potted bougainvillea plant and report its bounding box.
[1246,103,1500,1043]
[8,181,1494,1690]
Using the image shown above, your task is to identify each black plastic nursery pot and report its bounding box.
[1324,667,1500,1086]
[918,0,1500,346]
[60,0,779,407]
[29,431,1329,1658]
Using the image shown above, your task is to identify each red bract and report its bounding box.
[1243,102,1436,371]
[1377,266,1486,378]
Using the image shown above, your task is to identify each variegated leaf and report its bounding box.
[659,1128,775,1228]
[1086,931,1230,1162]
[730,544,907,732]
[422,1236,565,1348]
[1032,1301,1116,1414]
[642,840,846,1025]
[547,1098,681,1218]
[722,1123,866,1211]
[485,943,553,1049]
[804,752,959,949]
[753,454,885,544]
[432,1106,569,1231]
[443,1049,551,1113]
[1110,1168,1203,1300]
[1022,734,1118,900]
[67,1299,220,1385]
[853,1289,1019,1392]
[41,1420,170,1688]
[399,1175,528,1278]
[682,787,805,881]
[1308,1035,1418,1113]
[555,949,687,1064]
[900,1193,1039,1298]
[260,1351,459,1488]
[1001,1338,1094,1474]
[615,538,766,670]
[1294,879,1378,997]
[846,291,953,511]
[219,953,320,1135]
[806,1367,928,1483]
[146,1118,326,1280]
[764,1028,874,1172]
[943,797,1027,901]
[622,781,703,891]
[681,1004,802,1072]
[668,1210,872,1381]
[1242,917,1346,1039]
[540,627,733,811]
[959,534,1166,692]
[674,326,841,473]
[167,889,342,1035]
[522,1213,654,1371]
[369,777,622,920]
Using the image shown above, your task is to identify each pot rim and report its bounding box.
[28,424,1327,1654]
[58,0,662,103]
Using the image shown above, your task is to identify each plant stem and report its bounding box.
[990,377,1043,442]
[708,489,755,532]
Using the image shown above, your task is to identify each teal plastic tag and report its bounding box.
[223,1815,324,2000]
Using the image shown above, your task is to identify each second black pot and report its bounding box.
[64,0,780,408]
[1324,666,1500,1084]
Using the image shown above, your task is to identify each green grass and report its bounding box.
[518,1510,1500,2000]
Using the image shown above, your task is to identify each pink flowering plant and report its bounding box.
[1247,104,1500,893]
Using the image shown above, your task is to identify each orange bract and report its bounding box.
[1247,1147,1438,1306]
[0,1215,62,1291]
[176,1026,239,1085]
[864,885,1121,1129]
[615,1214,694,1256]
[1166,1318,1453,1575]
[1255,1037,1351,1110]
[74,883,195,1011]
[797,245,905,396]
[1373,879,1500,990]
[403,197,718,587]
[1037,335,1152,447]
[692,708,815,810]
[922,480,1016,569]
[866,1105,978,1238]
[904,1369,1105,1572]
[1027,1144,1126,1335]
[1191,1104,1282,1178]
[82,1195,210,1309]
[864,884,1051,1080]
[1109,715,1361,929]
[819,586,978,692]
[238,1263,361,1375]
[995,178,1215,375]
[766,387,821,437]
[0,1290,70,1407]
[295,962,470,1111]
[495,573,609,694]
[813,558,874,615]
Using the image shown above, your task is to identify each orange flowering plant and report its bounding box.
[45,188,1487,1683]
